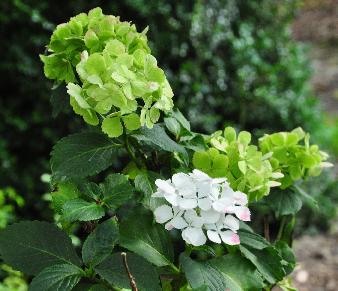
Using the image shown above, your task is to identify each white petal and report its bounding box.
[201,210,220,224]
[154,205,173,223]
[172,173,196,196]
[196,181,212,197]
[220,230,240,245]
[182,227,207,246]
[155,179,175,194]
[320,162,334,168]
[267,181,281,187]
[191,169,211,181]
[184,210,204,227]
[198,198,212,211]
[207,230,222,244]
[233,191,248,206]
[171,216,188,229]
[234,206,251,221]
[212,177,227,184]
[224,215,240,232]
[212,197,234,213]
[271,172,284,179]
[163,192,178,206]
[178,197,197,209]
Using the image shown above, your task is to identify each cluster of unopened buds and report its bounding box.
[152,169,251,246]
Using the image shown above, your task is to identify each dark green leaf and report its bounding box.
[51,132,118,181]
[132,124,187,155]
[264,188,302,217]
[62,199,105,222]
[239,245,285,284]
[29,264,83,291]
[101,174,134,210]
[0,221,81,275]
[275,241,296,275]
[95,252,161,291]
[238,229,270,250]
[119,207,174,267]
[180,253,264,291]
[82,218,119,267]
[134,171,162,209]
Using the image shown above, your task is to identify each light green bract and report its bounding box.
[259,127,332,189]
[193,127,283,201]
[40,7,174,136]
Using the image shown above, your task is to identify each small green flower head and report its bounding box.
[40,7,174,137]
[259,127,333,189]
[193,127,283,201]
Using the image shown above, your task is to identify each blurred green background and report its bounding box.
[0,0,337,289]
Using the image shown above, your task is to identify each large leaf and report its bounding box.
[0,221,81,275]
[95,252,161,291]
[62,198,105,222]
[82,218,119,267]
[132,124,187,155]
[239,245,285,284]
[101,174,134,210]
[264,188,302,217]
[180,254,264,291]
[51,132,118,180]
[29,263,83,291]
[238,229,270,250]
[119,207,174,267]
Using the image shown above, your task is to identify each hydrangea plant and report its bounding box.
[40,7,174,137]
[193,127,284,201]
[0,8,332,291]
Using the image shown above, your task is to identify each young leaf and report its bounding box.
[101,117,123,138]
[95,252,161,291]
[101,174,134,210]
[180,253,264,291]
[0,221,81,275]
[29,263,83,291]
[51,181,80,214]
[82,218,119,267]
[164,117,181,137]
[119,207,174,267]
[170,109,191,131]
[62,199,105,222]
[239,245,285,284]
[51,132,119,181]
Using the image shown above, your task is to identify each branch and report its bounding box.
[121,252,138,291]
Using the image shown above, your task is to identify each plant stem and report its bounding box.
[263,215,270,242]
[276,216,287,242]
[121,252,138,291]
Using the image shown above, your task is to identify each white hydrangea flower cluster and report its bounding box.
[152,169,251,246]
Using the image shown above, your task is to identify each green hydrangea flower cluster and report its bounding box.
[259,127,332,189]
[193,127,283,201]
[40,7,174,137]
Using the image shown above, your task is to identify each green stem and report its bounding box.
[276,216,287,242]
[122,125,143,168]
